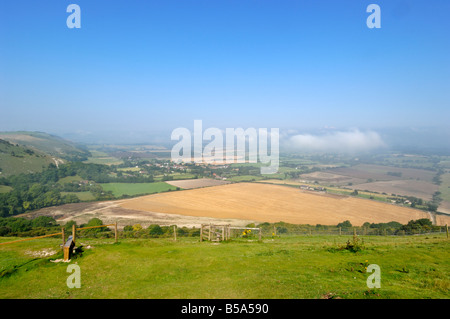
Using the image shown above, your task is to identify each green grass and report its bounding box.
[57,175,83,184]
[83,150,123,166]
[0,234,448,299]
[117,166,141,172]
[0,131,90,161]
[153,173,198,181]
[0,141,54,177]
[0,185,12,193]
[99,182,178,197]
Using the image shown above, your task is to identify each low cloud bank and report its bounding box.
[284,129,386,153]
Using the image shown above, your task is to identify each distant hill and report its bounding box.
[0,138,55,177]
[0,131,91,162]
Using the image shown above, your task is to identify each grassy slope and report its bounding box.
[0,235,448,299]
[0,131,90,161]
[0,139,54,177]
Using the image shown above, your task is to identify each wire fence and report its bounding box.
[257,225,448,237]
[0,223,448,246]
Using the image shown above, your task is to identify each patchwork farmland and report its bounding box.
[298,163,439,201]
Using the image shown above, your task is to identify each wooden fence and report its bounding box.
[200,224,262,242]
[72,222,118,243]
[0,231,63,246]
[0,222,118,248]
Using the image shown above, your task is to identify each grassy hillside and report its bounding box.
[0,131,90,162]
[0,139,55,177]
[0,234,448,299]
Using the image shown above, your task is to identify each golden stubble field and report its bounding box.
[119,182,440,226]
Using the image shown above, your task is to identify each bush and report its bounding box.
[0,226,11,236]
[399,218,433,234]
[148,224,164,237]
[337,220,352,229]
[123,225,133,232]
[80,218,108,236]
[64,220,77,232]
[31,216,57,228]
[343,236,365,253]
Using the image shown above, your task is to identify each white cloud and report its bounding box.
[285,129,386,153]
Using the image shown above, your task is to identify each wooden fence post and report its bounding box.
[339,227,341,236]
[61,227,66,249]
[200,224,203,242]
[208,224,211,241]
[72,224,76,244]
[173,225,177,241]
[114,222,118,243]
[63,235,75,262]
[446,224,448,239]
[259,228,262,241]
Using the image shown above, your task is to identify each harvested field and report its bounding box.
[119,182,443,226]
[165,178,230,189]
[21,182,450,228]
[438,201,450,215]
[350,180,438,201]
[298,171,366,186]
[328,164,436,182]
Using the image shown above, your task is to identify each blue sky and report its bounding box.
[0,0,449,146]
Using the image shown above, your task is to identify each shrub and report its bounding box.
[123,225,133,232]
[343,236,365,253]
[31,216,57,228]
[148,224,164,237]
[0,226,11,236]
[337,220,352,229]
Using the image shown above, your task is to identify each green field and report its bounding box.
[153,173,198,181]
[100,182,178,197]
[117,166,141,172]
[439,173,450,202]
[83,150,123,165]
[0,185,12,193]
[57,175,83,184]
[0,234,448,299]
